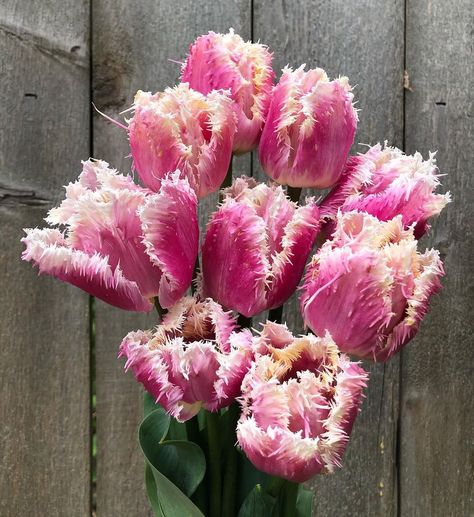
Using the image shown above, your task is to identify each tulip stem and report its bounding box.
[206,411,221,517]
[222,157,233,191]
[281,481,299,516]
[287,186,302,203]
[268,305,283,324]
[237,314,252,329]
[222,403,240,517]
[153,297,166,321]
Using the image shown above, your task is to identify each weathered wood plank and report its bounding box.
[400,1,474,515]
[0,2,90,516]
[253,1,404,515]
[92,3,251,515]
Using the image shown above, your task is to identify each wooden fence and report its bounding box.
[1,1,472,515]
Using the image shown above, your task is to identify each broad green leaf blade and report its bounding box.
[238,484,278,517]
[149,440,206,497]
[296,486,314,517]
[140,407,171,446]
[147,461,205,517]
[143,391,159,417]
[145,462,165,517]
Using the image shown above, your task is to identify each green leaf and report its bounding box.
[146,460,205,517]
[238,484,278,517]
[237,451,273,507]
[139,409,205,517]
[296,486,314,517]
[143,391,159,417]
[147,440,205,497]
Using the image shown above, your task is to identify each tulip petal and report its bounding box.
[201,199,270,317]
[139,173,199,308]
[22,228,152,311]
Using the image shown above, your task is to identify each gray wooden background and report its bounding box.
[1,1,472,515]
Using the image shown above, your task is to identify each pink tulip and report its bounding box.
[320,143,451,238]
[259,65,358,188]
[22,160,198,311]
[119,296,254,421]
[237,322,367,482]
[128,84,236,198]
[201,177,320,317]
[181,29,275,153]
[301,211,444,361]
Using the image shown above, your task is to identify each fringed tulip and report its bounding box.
[119,297,254,421]
[201,177,320,317]
[259,65,358,188]
[22,160,198,311]
[128,84,236,198]
[301,212,444,361]
[237,322,367,482]
[320,143,451,238]
[181,29,274,153]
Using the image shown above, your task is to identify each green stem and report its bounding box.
[206,411,221,517]
[185,415,207,514]
[268,305,283,323]
[222,404,240,517]
[153,297,166,321]
[281,481,299,517]
[237,314,252,329]
[287,186,302,203]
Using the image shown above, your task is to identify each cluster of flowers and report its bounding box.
[22,30,449,482]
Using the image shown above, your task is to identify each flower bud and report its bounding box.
[237,322,367,482]
[301,211,444,361]
[201,177,320,317]
[119,297,254,421]
[22,160,198,311]
[181,29,274,153]
[128,84,236,198]
[259,65,358,188]
[320,143,451,238]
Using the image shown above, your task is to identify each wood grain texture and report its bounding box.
[0,2,90,515]
[400,0,474,515]
[253,1,404,515]
[92,2,251,515]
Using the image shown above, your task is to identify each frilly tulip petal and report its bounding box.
[259,66,358,188]
[22,228,152,312]
[119,297,255,421]
[320,143,451,238]
[181,29,275,153]
[22,160,198,311]
[128,84,236,198]
[201,177,320,317]
[237,324,367,482]
[301,211,445,361]
[139,172,199,308]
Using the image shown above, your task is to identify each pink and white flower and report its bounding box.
[181,29,274,153]
[301,211,444,361]
[237,322,367,482]
[22,160,198,311]
[128,84,236,198]
[320,143,451,238]
[201,177,320,317]
[119,296,254,421]
[259,65,358,188]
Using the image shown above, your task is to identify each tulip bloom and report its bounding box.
[181,29,274,153]
[22,160,198,311]
[237,322,367,482]
[128,84,236,198]
[259,65,358,189]
[320,143,451,238]
[119,297,254,421]
[301,212,444,361]
[201,177,320,317]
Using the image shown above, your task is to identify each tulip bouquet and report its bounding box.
[22,30,449,517]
